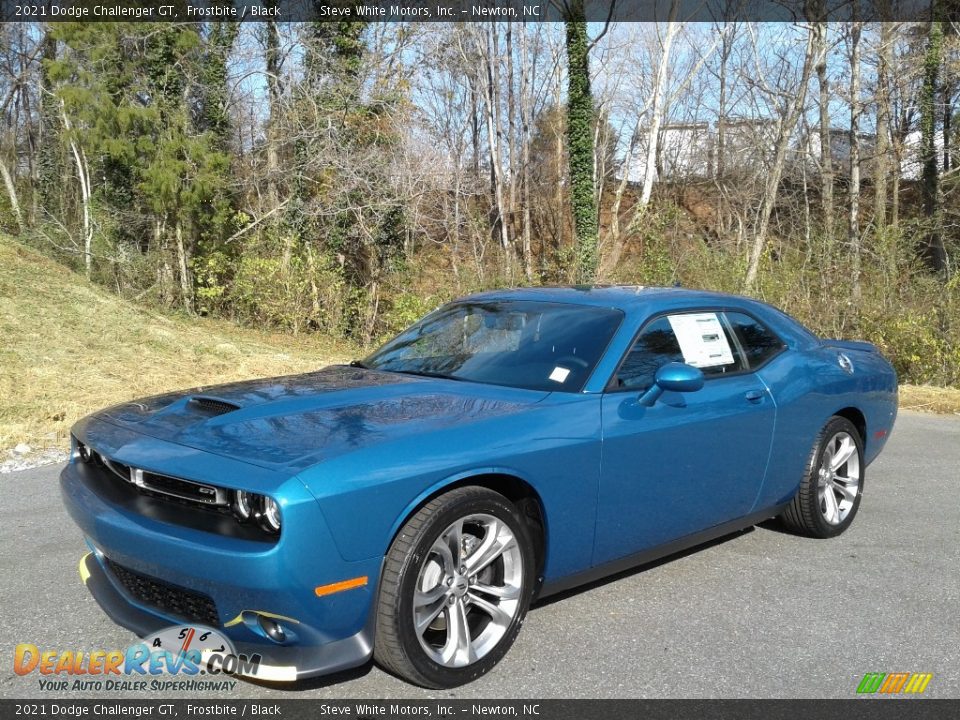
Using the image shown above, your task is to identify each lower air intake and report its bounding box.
[105,558,220,627]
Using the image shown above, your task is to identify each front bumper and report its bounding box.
[78,551,373,681]
[61,457,381,681]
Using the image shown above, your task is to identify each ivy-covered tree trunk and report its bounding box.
[37,27,61,223]
[564,8,598,283]
[919,20,946,276]
[199,21,239,150]
[196,20,239,284]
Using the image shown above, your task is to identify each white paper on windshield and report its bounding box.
[667,313,734,368]
[549,366,571,384]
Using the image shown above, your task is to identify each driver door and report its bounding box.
[592,311,776,566]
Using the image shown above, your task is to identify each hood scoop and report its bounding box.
[188,396,242,417]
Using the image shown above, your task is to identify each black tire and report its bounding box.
[780,416,865,538]
[373,486,535,688]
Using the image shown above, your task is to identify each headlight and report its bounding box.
[73,439,92,463]
[259,497,282,534]
[231,490,253,521]
[230,490,281,534]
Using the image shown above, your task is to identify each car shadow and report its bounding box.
[238,662,374,692]
[756,516,797,535]
[531,525,756,610]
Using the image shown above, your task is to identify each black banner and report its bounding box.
[1,700,959,719]
[1,0,958,23]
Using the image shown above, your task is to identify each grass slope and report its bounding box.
[898,384,960,415]
[0,238,355,452]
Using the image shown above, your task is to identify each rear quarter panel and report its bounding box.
[754,344,897,510]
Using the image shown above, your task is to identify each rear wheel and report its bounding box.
[781,416,864,538]
[374,486,535,688]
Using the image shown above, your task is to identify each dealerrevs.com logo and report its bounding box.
[13,625,262,692]
[857,672,934,695]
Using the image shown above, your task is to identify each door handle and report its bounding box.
[745,389,765,403]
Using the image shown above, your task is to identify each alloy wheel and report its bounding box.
[412,513,524,668]
[817,431,861,525]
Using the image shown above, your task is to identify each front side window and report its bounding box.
[364,301,623,392]
[613,311,746,391]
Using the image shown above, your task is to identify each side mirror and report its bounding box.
[638,362,705,406]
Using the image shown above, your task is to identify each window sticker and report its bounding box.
[549,366,571,383]
[667,313,734,368]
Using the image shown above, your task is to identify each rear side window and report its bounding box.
[724,312,784,367]
[613,312,745,391]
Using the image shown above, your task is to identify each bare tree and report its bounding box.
[873,19,895,234]
[714,20,739,178]
[812,15,834,241]
[919,20,946,275]
[519,22,533,280]
[461,25,513,277]
[59,104,93,277]
[847,16,863,300]
[0,23,41,234]
[744,23,817,289]
[638,3,680,212]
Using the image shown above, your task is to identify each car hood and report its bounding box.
[93,365,546,471]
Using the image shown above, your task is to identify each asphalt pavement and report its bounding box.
[1,410,957,699]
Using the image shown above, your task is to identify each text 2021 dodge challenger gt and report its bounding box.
[61,286,897,688]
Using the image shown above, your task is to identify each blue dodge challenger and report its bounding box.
[61,286,897,687]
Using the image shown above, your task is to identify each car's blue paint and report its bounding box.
[60,286,897,679]
[96,365,543,473]
[750,339,897,509]
[638,362,705,405]
[654,362,706,393]
[61,420,380,630]
[596,368,777,563]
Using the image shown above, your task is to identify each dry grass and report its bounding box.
[899,384,960,415]
[0,238,357,453]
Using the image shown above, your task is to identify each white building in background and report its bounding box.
[623,118,948,185]
[654,122,713,179]
[715,119,779,175]
[625,118,778,183]
[803,126,948,181]
[899,129,946,180]
[803,127,877,178]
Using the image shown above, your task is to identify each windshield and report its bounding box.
[363,301,623,392]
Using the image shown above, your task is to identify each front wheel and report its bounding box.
[373,486,535,688]
[780,416,864,538]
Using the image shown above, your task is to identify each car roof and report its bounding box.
[460,285,818,348]
[463,285,746,311]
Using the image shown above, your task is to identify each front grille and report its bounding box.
[105,558,220,627]
[137,470,226,506]
[92,446,228,508]
[100,456,131,483]
[80,445,277,542]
